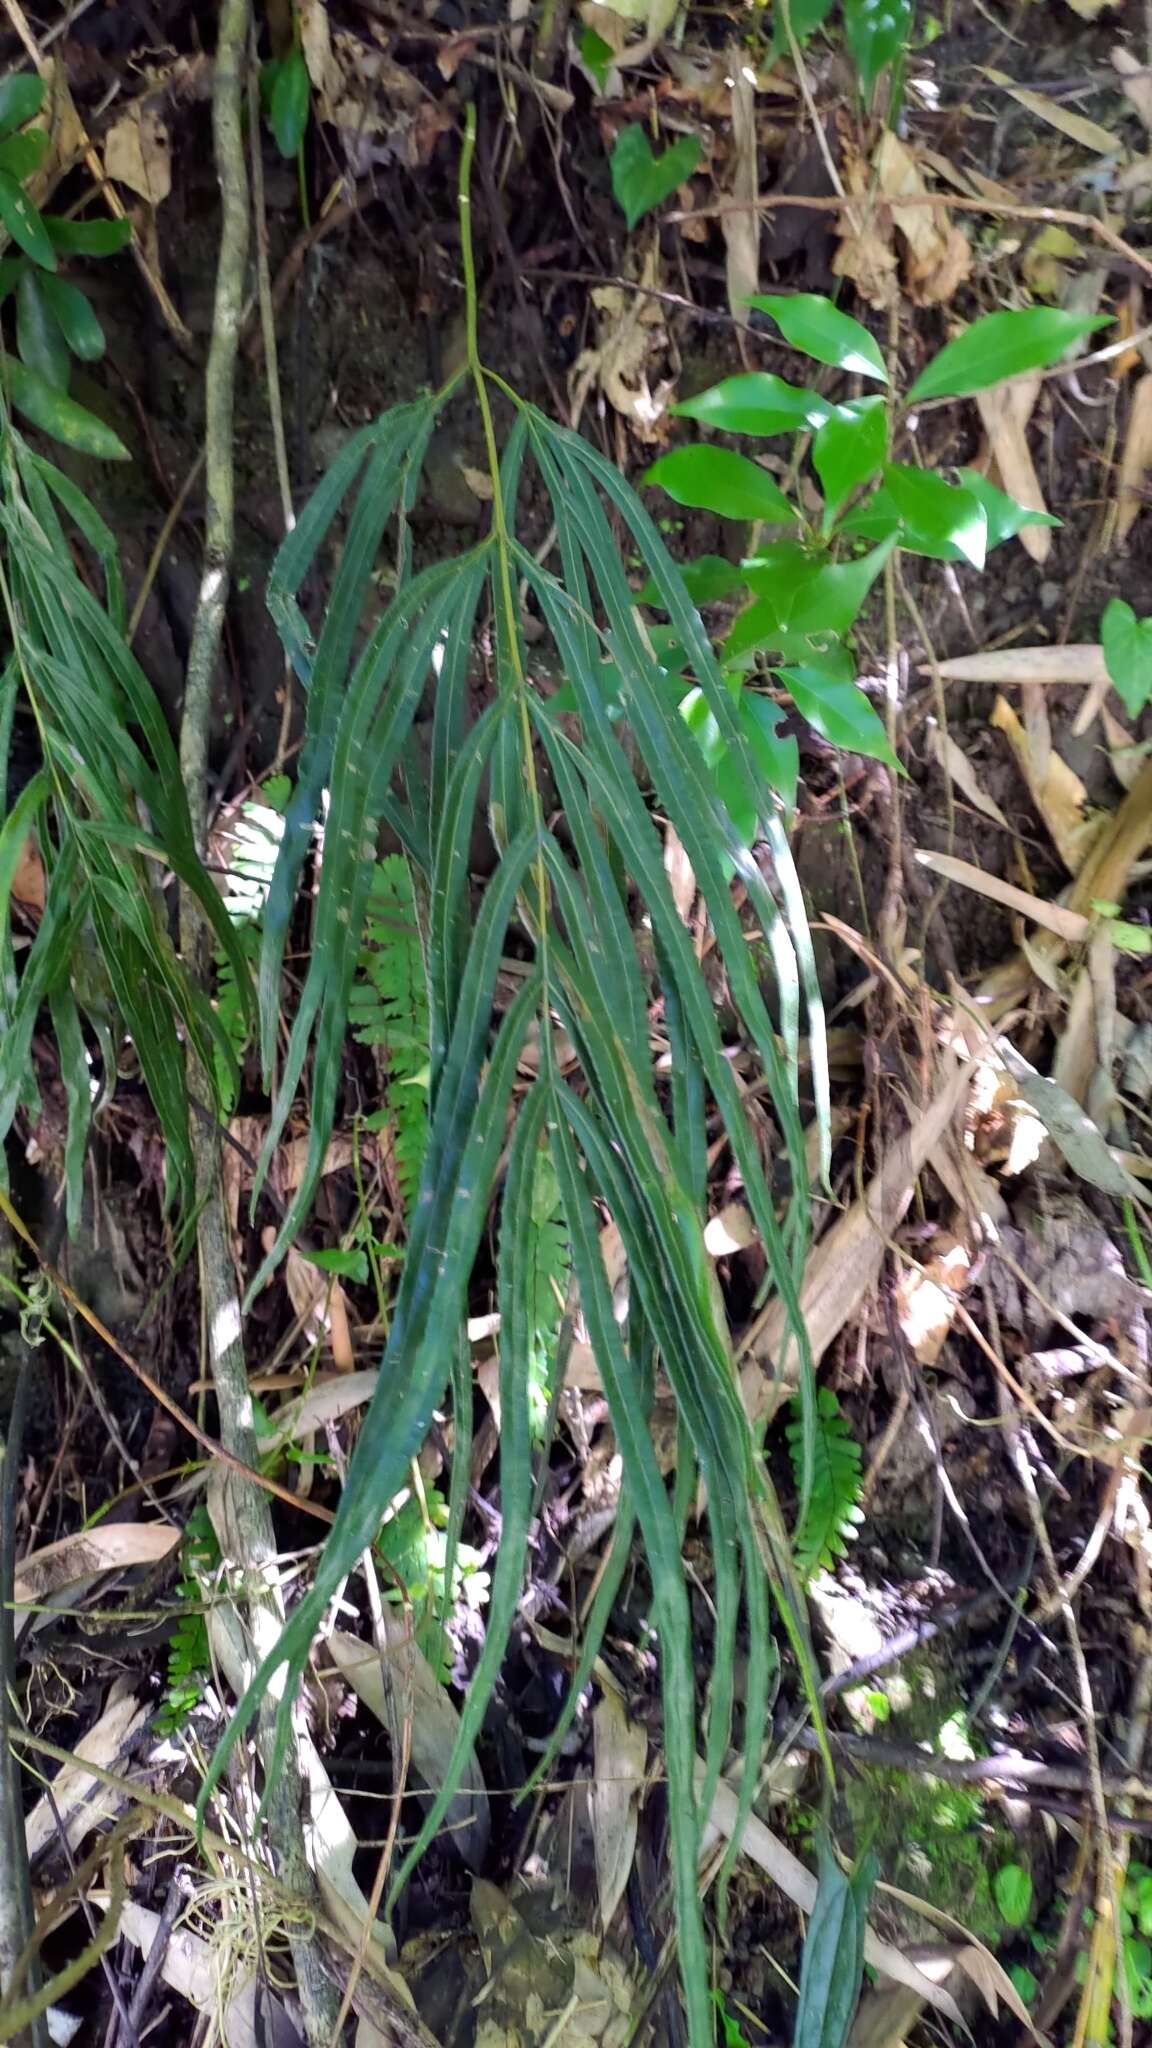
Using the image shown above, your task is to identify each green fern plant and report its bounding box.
[787,1386,864,1580]
[202,108,833,2048]
[156,1504,219,1735]
[348,853,429,1215]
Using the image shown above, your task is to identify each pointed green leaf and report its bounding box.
[778,661,899,768]
[3,354,128,457]
[842,0,912,90]
[270,46,310,158]
[1102,597,1152,717]
[645,445,797,522]
[954,467,1060,546]
[37,274,105,361]
[740,690,798,808]
[993,1862,1033,1929]
[0,74,45,140]
[672,371,835,436]
[16,268,68,390]
[0,170,54,268]
[907,307,1110,402]
[609,122,701,229]
[0,128,48,181]
[44,215,132,256]
[813,396,887,519]
[786,534,896,635]
[639,553,744,607]
[883,462,987,568]
[748,293,887,382]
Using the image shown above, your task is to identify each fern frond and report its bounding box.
[787,1387,864,1581]
[349,854,429,1216]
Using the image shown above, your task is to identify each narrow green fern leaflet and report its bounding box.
[787,1387,864,1580]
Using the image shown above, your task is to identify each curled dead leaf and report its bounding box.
[1117,371,1152,540]
[976,374,1051,564]
[591,1686,647,1929]
[103,104,171,207]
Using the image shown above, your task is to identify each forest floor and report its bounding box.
[5,0,1152,2044]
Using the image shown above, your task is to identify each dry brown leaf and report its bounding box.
[926,645,1108,687]
[279,1240,355,1370]
[14,1522,179,1644]
[976,374,1051,563]
[722,51,758,330]
[103,103,171,206]
[663,821,696,921]
[894,1234,972,1365]
[299,0,344,113]
[263,1369,377,1452]
[875,132,971,306]
[876,1886,1040,2036]
[990,693,1097,872]
[1114,45,1152,130]
[740,1062,972,1421]
[329,1627,490,1869]
[1101,703,1148,790]
[705,1202,755,1255]
[119,1904,269,2048]
[983,70,1117,155]
[927,726,1009,829]
[1117,371,1152,539]
[832,139,899,309]
[914,849,1092,942]
[25,1691,146,1859]
[10,831,44,912]
[704,1772,965,2024]
[572,247,673,439]
[591,1687,647,1930]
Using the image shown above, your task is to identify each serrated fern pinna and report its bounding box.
[200,109,833,2048]
[787,1387,864,1580]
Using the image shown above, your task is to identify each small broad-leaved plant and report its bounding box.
[643,298,1106,826]
[0,72,131,458]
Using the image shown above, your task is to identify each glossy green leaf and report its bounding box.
[609,123,701,230]
[37,274,105,361]
[579,24,615,88]
[44,214,132,256]
[786,534,896,635]
[270,46,310,159]
[645,445,796,522]
[16,268,68,390]
[0,256,20,305]
[673,371,835,436]
[907,307,1110,402]
[993,1862,1033,1929]
[955,468,1060,546]
[842,0,912,89]
[794,1836,877,2048]
[814,396,887,519]
[740,690,798,809]
[884,463,987,568]
[748,293,887,382]
[2,354,128,457]
[639,553,743,607]
[777,661,899,768]
[0,74,45,141]
[0,171,54,269]
[770,0,835,53]
[1103,597,1152,717]
[0,128,48,181]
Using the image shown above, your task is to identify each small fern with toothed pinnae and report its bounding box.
[349,854,430,1218]
[787,1387,865,1581]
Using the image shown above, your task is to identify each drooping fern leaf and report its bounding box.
[348,853,429,1217]
[156,1503,219,1734]
[787,1387,864,1581]
[211,778,289,1114]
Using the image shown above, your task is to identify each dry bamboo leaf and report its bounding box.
[875,131,971,305]
[926,646,1108,687]
[119,1904,269,2048]
[722,51,758,330]
[591,1686,647,1930]
[976,375,1051,563]
[280,1240,355,1370]
[849,1952,959,2048]
[989,693,1096,873]
[876,1885,1040,2035]
[983,71,1117,155]
[927,726,1009,829]
[998,1037,1148,1201]
[13,1522,179,1643]
[705,1202,755,1255]
[1117,372,1152,539]
[25,1692,146,1860]
[663,822,696,921]
[704,1772,965,2024]
[741,1062,972,1420]
[263,1369,377,1452]
[572,246,673,439]
[1101,703,1148,790]
[1114,46,1152,131]
[11,831,45,911]
[103,103,172,206]
[913,850,1092,942]
[329,1627,490,1869]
